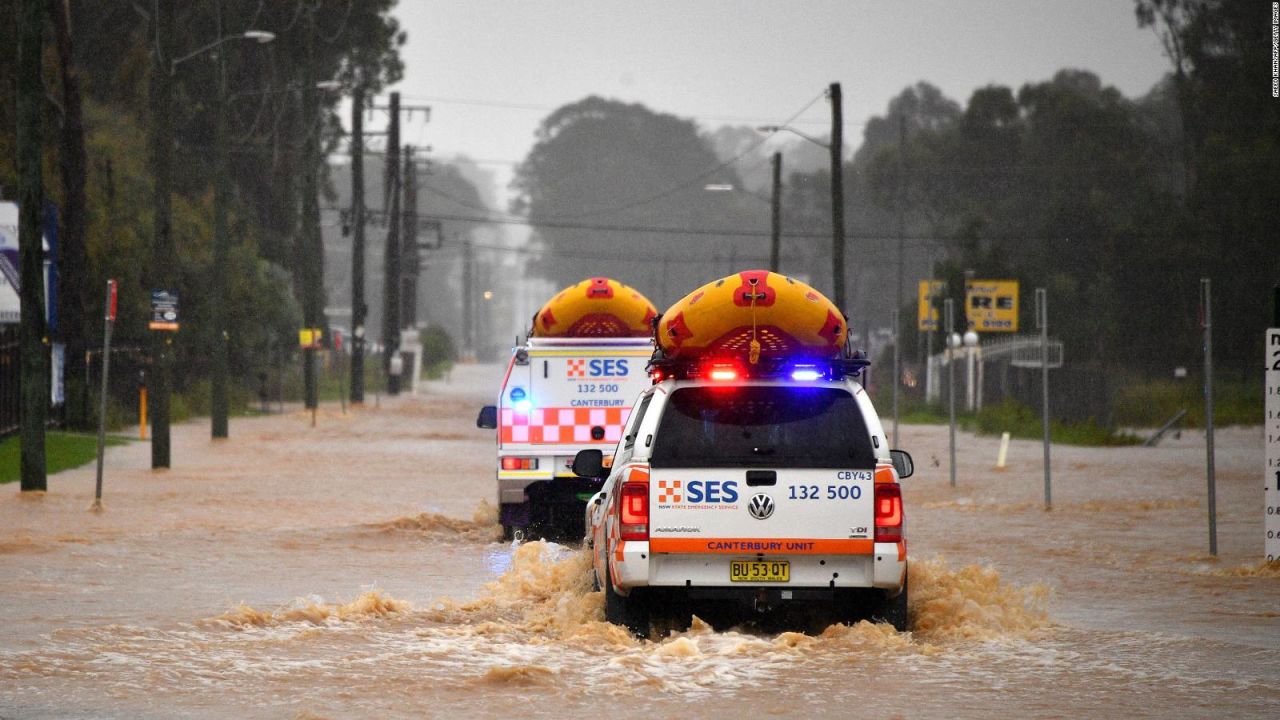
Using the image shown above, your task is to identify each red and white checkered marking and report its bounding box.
[566,359,587,378]
[500,406,629,444]
[657,479,682,503]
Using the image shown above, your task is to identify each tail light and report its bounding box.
[874,483,903,543]
[500,457,539,470]
[618,481,649,540]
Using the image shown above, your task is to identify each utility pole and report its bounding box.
[769,152,782,273]
[149,0,175,469]
[17,0,46,490]
[381,92,402,383]
[210,0,230,438]
[893,114,906,447]
[462,236,474,359]
[829,82,845,311]
[402,145,419,328]
[299,8,323,411]
[349,84,366,404]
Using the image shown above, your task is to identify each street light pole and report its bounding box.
[829,82,845,311]
[769,151,782,273]
[300,8,322,411]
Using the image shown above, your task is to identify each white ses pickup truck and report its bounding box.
[573,359,913,638]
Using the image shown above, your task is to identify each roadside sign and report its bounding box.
[965,279,1019,332]
[148,290,179,331]
[298,328,323,349]
[1266,328,1280,562]
[917,280,944,331]
[106,279,117,321]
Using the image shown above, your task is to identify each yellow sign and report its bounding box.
[298,328,324,348]
[965,280,1019,332]
[917,280,945,331]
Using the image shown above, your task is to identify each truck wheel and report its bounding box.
[604,567,650,639]
[870,576,909,632]
[501,524,515,542]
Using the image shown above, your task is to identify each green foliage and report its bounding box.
[1113,377,1262,429]
[894,397,1140,447]
[420,325,457,380]
[971,400,1141,447]
[420,325,457,365]
[0,433,129,484]
[0,0,402,424]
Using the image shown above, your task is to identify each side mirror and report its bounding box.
[572,449,605,479]
[890,449,914,479]
[476,405,498,429]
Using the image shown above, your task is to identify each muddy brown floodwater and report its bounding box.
[2,364,1278,719]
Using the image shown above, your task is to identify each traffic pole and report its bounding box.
[945,298,956,488]
[92,280,118,511]
[1201,278,1216,555]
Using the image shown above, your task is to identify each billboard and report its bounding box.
[917,280,945,331]
[965,280,1019,332]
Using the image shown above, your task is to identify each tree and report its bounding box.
[16,0,47,489]
[512,96,760,306]
[1136,0,1280,376]
[48,0,92,430]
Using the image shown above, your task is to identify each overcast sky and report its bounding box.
[388,0,1171,200]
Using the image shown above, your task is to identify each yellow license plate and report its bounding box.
[729,560,790,583]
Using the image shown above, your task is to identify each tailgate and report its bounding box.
[647,467,875,554]
[509,350,650,445]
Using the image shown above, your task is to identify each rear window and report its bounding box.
[649,386,876,469]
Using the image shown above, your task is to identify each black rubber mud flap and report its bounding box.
[604,567,650,639]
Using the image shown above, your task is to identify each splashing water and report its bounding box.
[204,590,411,628]
[365,499,502,543]
[908,557,1051,642]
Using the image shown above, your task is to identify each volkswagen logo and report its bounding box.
[747,493,775,520]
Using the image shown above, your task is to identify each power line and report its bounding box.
[533,90,829,221]
[397,93,862,129]
[322,204,943,243]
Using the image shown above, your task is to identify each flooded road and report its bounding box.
[2,364,1277,719]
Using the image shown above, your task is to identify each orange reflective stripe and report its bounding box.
[648,538,873,554]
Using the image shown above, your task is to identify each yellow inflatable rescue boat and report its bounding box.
[657,270,846,361]
[532,277,658,338]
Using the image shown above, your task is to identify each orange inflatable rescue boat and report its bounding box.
[656,270,847,362]
[532,277,658,338]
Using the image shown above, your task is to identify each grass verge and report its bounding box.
[0,432,130,484]
[896,399,1141,446]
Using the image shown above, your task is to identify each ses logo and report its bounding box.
[656,479,739,509]
[566,358,630,379]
